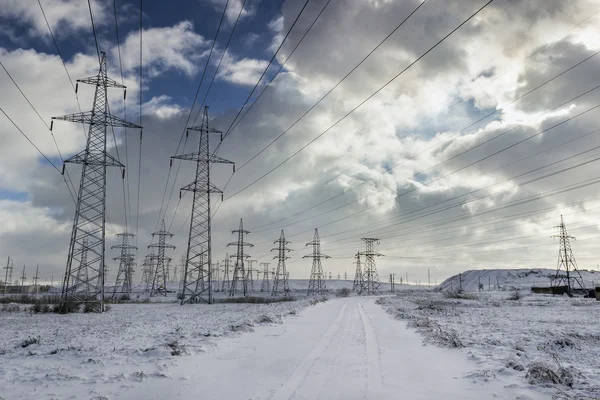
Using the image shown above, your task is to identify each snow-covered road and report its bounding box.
[122,297,545,400]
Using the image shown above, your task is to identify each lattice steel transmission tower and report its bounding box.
[148,220,175,297]
[247,260,256,293]
[111,232,137,299]
[352,252,363,293]
[260,262,270,293]
[174,106,234,304]
[552,215,585,295]
[53,51,141,312]
[304,229,329,295]
[141,253,155,292]
[271,230,292,297]
[3,256,12,295]
[228,219,253,297]
[221,255,231,292]
[360,238,383,295]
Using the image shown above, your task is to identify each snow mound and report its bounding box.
[436,268,600,292]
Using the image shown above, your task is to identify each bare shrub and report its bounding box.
[335,288,351,297]
[443,291,478,300]
[508,290,522,301]
[20,336,40,348]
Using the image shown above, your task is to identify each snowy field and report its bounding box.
[0,299,316,399]
[378,289,600,399]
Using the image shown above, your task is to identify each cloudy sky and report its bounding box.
[2,0,600,286]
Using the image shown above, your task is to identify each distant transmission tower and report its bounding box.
[247,260,256,293]
[228,219,253,297]
[141,253,155,293]
[271,230,292,297]
[260,262,271,292]
[148,220,175,297]
[3,256,12,295]
[552,215,585,295]
[359,238,383,295]
[221,255,231,292]
[305,229,329,295]
[20,265,26,293]
[175,106,234,305]
[33,265,39,296]
[111,232,137,299]
[352,252,363,293]
[53,51,141,312]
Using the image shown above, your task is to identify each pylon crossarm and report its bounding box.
[53,111,142,128]
[186,125,222,134]
[227,242,254,247]
[77,75,125,89]
[172,153,234,164]
[63,151,125,168]
[179,181,223,193]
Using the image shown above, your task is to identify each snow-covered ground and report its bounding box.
[378,289,600,399]
[437,268,600,292]
[0,299,314,399]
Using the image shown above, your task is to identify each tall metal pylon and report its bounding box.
[228,219,253,297]
[552,215,585,295]
[360,238,383,295]
[111,232,137,299]
[260,262,270,293]
[20,265,26,294]
[3,256,12,295]
[148,220,175,297]
[221,255,231,292]
[247,260,256,293]
[141,253,155,293]
[352,252,363,293]
[305,229,329,295]
[174,106,234,304]
[53,51,141,312]
[271,230,292,297]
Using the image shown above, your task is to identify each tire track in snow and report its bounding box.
[270,301,349,400]
[358,301,384,398]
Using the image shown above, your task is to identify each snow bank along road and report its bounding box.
[122,297,544,400]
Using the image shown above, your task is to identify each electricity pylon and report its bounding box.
[552,215,585,295]
[174,106,234,305]
[53,51,141,312]
[260,262,270,292]
[33,265,39,296]
[221,255,231,292]
[141,253,155,292]
[111,232,137,299]
[352,252,363,293]
[304,229,329,295]
[228,219,253,296]
[148,220,175,297]
[20,265,26,294]
[3,256,12,295]
[247,260,256,293]
[360,238,383,295]
[271,230,292,297]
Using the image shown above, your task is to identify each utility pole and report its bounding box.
[360,238,383,295]
[175,106,234,305]
[260,262,271,293]
[221,255,231,292]
[20,265,26,294]
[352,252,363,293]
[3,256,12,295]
[344,271,347,280]
[305,229,329,295]
[53,51,141,313]
[111,232,137,300]
[552,215,585,295]
[228,219,253,297]
[33,265,39,296]
[148,220,175,297]
[389,273,395,292]
[271,230,292,297]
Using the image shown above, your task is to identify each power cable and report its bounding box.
[225,0,494,199]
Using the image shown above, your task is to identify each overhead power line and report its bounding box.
[225,0,494,200]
